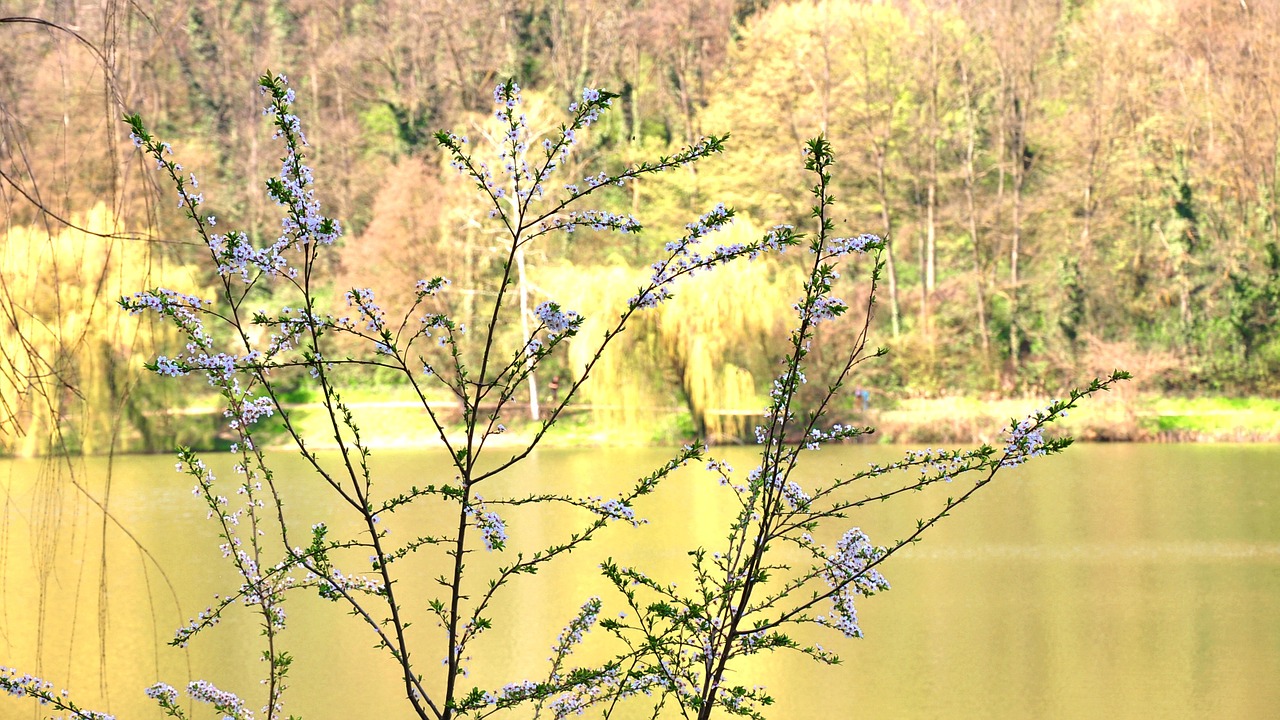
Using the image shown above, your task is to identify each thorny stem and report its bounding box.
[695,140,842,718]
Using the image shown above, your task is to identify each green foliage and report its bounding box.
[358,104,410,158]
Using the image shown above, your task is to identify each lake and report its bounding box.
[1,443,1277,719]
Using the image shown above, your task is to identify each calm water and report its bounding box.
[1,444,1277,719]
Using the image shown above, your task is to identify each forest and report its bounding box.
[2,0,1279,455]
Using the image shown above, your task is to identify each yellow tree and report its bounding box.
[1,205,204,457]
[701,0,917,340]
[1044,0,1172,365]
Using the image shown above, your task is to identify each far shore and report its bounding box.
[175,392,1280,449]
[6,393,1278,459]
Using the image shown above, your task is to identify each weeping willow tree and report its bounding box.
[0,204,203,457]
[658,219,808,440]
[539,217,807,442]
[536,263,666,437]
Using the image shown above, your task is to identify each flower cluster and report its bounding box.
[0,666,81,712]
[571,87,610,126]
[188,679,253,720]
[705,458,734,476]
[1,667,116,720]
[762,224,797,253]
[345,288,386,332]
[206,229,289,281]
[308,567,387,600]
[172,445,300,653]
[827,233,881,256]
[894,447,972,481]
[144,683,179,705]
[748,465,811,511]
[497,81,618,208]
[262,75,342,255]
[537,209,642,235]
[172,602,222,648]
[123,288,211,347]
[801,423,864,450]
[415,276,450,296]
[1001,410,1051,467]
[550,597,602,661]
[814,529,890,639]
[125,289,293,394]
[226,395,275,430]
[481,680,540,706]
[494,79,535,196]
[629,204,736,309]
[126,121,207,227]
[534,301,581,338]
[143,682,180,711]
[668,204,734,255]
[580,170,620,190]
[798,294,848,324]
[580,495,642,526]
[467,496,508,551]
[546,668,668,719]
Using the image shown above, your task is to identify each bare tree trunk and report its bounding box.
[1010,162,1022,372]
[1009,86,1034,375]
[960,60,991,360]
[923,22,939,340]
[876,149,901,339]
[576,7,591,92]
[515,247,539,421]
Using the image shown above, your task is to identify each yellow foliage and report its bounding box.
[536,217,806,440]
[699,0,915,218]
[0,205,204,456]
[659,219,806,440]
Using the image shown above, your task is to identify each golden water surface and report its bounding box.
[1,443,1277,719]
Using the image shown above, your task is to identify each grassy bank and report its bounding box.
[871,394,1280,445]
[59,388,1280,457]
[263,391,1280,450]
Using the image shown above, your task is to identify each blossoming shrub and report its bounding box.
[0,73,1126,720]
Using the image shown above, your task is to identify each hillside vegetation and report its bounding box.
[3,0,1278,453]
